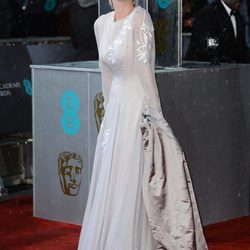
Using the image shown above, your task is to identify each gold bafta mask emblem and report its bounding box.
[58,151,83,196]
[94,92,105,132]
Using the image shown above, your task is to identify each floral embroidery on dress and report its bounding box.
[107,17,133,64]
[136,16,154,63]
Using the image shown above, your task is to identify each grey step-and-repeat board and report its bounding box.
[32,61,250,226]
[32,61,103,225]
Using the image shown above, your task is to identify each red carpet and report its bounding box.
[204,216,250,249]
[0,195,250,249]
[0,195,81,250]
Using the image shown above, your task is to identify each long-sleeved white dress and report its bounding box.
[78,6,208,250]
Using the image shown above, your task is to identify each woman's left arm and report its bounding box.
[133,10,162,113]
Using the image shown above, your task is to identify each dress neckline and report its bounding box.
[112,6,138,23]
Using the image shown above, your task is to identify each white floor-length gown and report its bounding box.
[78,6,208,250]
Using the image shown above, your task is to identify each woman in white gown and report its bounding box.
[78,0,208,249]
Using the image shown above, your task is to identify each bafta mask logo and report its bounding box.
[58,151,83,196]
[94,92,105,132]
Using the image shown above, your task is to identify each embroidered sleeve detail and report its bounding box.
[136,20,154,63]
